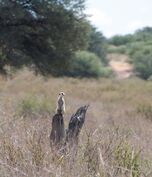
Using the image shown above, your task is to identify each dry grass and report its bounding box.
[0,69,152,177]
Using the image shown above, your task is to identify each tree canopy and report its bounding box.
[0,0,90,75]
[87,26,107,64]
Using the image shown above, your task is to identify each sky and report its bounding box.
[85,0,152,37]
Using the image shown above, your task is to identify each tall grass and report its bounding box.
[16,95,55,118]
[0,70,152,176]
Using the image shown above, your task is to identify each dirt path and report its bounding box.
[107,54,133,79]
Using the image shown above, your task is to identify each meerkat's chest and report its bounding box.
[58,97,64,106]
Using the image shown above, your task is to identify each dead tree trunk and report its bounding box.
[50,113,65,146]
[50,105,89,148]
[66,105,89,145]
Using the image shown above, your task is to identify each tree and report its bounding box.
[0,0,89,75]
[108,34,133,46]
[87,27,107,64]
[134,27,152,42]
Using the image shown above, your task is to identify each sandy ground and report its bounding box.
[107,54,133,79]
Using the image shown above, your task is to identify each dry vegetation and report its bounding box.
[0,69,152,177]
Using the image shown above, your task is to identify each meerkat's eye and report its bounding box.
[59,92,65,96]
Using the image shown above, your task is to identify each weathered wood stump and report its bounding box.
[66,105,89,145]
[50,113,65,146]
[50,105,89,149]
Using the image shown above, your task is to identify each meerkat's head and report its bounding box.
[59,92,65,97]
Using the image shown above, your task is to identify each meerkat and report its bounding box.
[56,92,65,115]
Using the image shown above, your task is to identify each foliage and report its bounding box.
[134,27,152,42]
[108,34,133,46]
[67,51,112,78]
[87,26,107,64]
[0,0,89,75]
[107,45,127,54]
[108,27,152,46]
[17,95,54,117]
[127,42,152,58]
[132,50,152,79]
[107,27,152,80]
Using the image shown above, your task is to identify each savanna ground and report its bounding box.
[108,54,133,79]
[0,69,152,177]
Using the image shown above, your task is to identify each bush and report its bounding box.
[127,42,152,58]
[107,45,127,54]
[134,27,152,42]
[17,95,54,118]
[108,34,133,46]
[67,51,112,78]
[132,50,152,79]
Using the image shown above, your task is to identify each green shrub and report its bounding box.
[126,42,144,57]
[107,45,127,54]
[17,95,54,117]
[127,42,152,58]
[67,51,112,78]
[132,50,152,79]
[108,34,133,46]
[134,27,152,42]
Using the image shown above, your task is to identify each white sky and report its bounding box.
[85,0,152,37]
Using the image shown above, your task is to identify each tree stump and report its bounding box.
[50,105,89,149]
[50,113,65,146]
[66,105,89,145]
